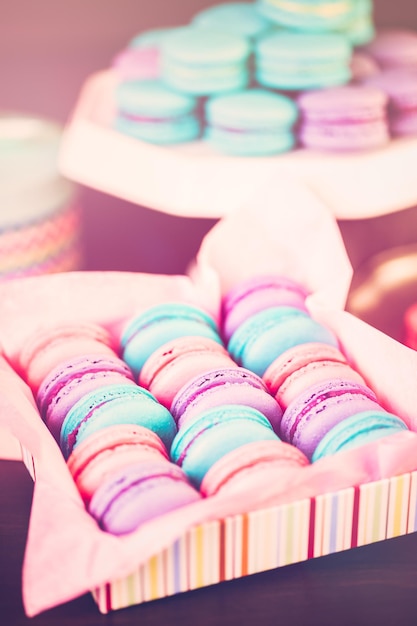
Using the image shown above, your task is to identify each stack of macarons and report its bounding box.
[110,2,417,150]
[19,321,201,535]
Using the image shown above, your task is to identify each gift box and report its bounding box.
[2,183,417,617]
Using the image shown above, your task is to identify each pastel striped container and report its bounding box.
[19,442,417,614]
[0,112,83,279]
[89,470,417,614]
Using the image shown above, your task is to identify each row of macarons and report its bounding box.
[113,69,417,156]
[113,0,377,87]
[111,19,417,154]
[17,275,409,535]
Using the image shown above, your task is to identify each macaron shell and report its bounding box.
[120,302,221,371]
[60,384,177,458]
[67,425,169,504]
[311,410,408,462]
[45,370,137,442]
[24,334,117,394]
[171,367,283,431]
[200,439,309,497]
[88,461,201,535]
[228,307,339,377]
[139,336,236,408]
[37,354,134,417]
[280,379,382,459]
[222,274,309,341]
[170,405,279,487]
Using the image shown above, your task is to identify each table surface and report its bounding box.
[2,459,417,626]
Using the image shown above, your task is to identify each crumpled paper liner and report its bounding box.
[1,182,417,616]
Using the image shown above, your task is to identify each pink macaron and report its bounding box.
[67,423,169,505]
[362,68,417,137]
[363,29,417,71]
[297,84,389,152]
[19,322,117,394]
[139,336,238,409]
[200,439,309,498]
[263,342,366,412]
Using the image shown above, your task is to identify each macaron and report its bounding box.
[312,410,409,462]
[200,439,309,498]
[139,336,237,409]
[204,88,298,156]
[19,322,117,394]
[112,27,183,81]
[340,0,375,47]
[227,306,339,377]
[170,404,280,488]
[257,0,357,33]
[88,460,202,535]
[221,274,309,343]
[263,342,366,412]
[297,85,389,152]
[280,379,385,460]
[362,68,417,137]
[363,29,417,71]
[161,26,251,96]
[67,424,169,505]
[192,2,272,41]
[255,31,352,91]
[120,302,222,378]
[37,354,136,441]
[170,366,283,431]
[60,383,177,459]
[114,79,200,144]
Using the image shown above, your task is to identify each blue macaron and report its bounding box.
[257,0,357,32]
[114,79,200,144]
[161,26,251,96]
[60,383,177,459]
[205,88,298,156]
[192,2,273,41]
[255,31,352,90]
[311,410,408,462]
[170,404,279,487]
[120,302,223,378]
[227,306,339,377]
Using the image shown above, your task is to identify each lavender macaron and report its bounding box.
[280,379,386,460]
[170,366,283,431]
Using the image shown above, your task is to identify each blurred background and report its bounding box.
[0,0,417,335]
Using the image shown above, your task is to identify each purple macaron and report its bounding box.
[362,68,417,137]
[170,366,283,432]
[221,274,309,343]
[297,84,389,152]
[88,460,201,535]
[36,354,135,441]
[280,378,385,460]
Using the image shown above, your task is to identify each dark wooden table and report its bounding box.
[2,458,417,626]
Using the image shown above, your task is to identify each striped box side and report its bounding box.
[356,479,390,547]
[407,471,417,533]
[386,473,411,539]
[313,488,355,558]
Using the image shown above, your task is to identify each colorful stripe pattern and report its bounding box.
[0,203,83,279]
[91,469,417,614]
